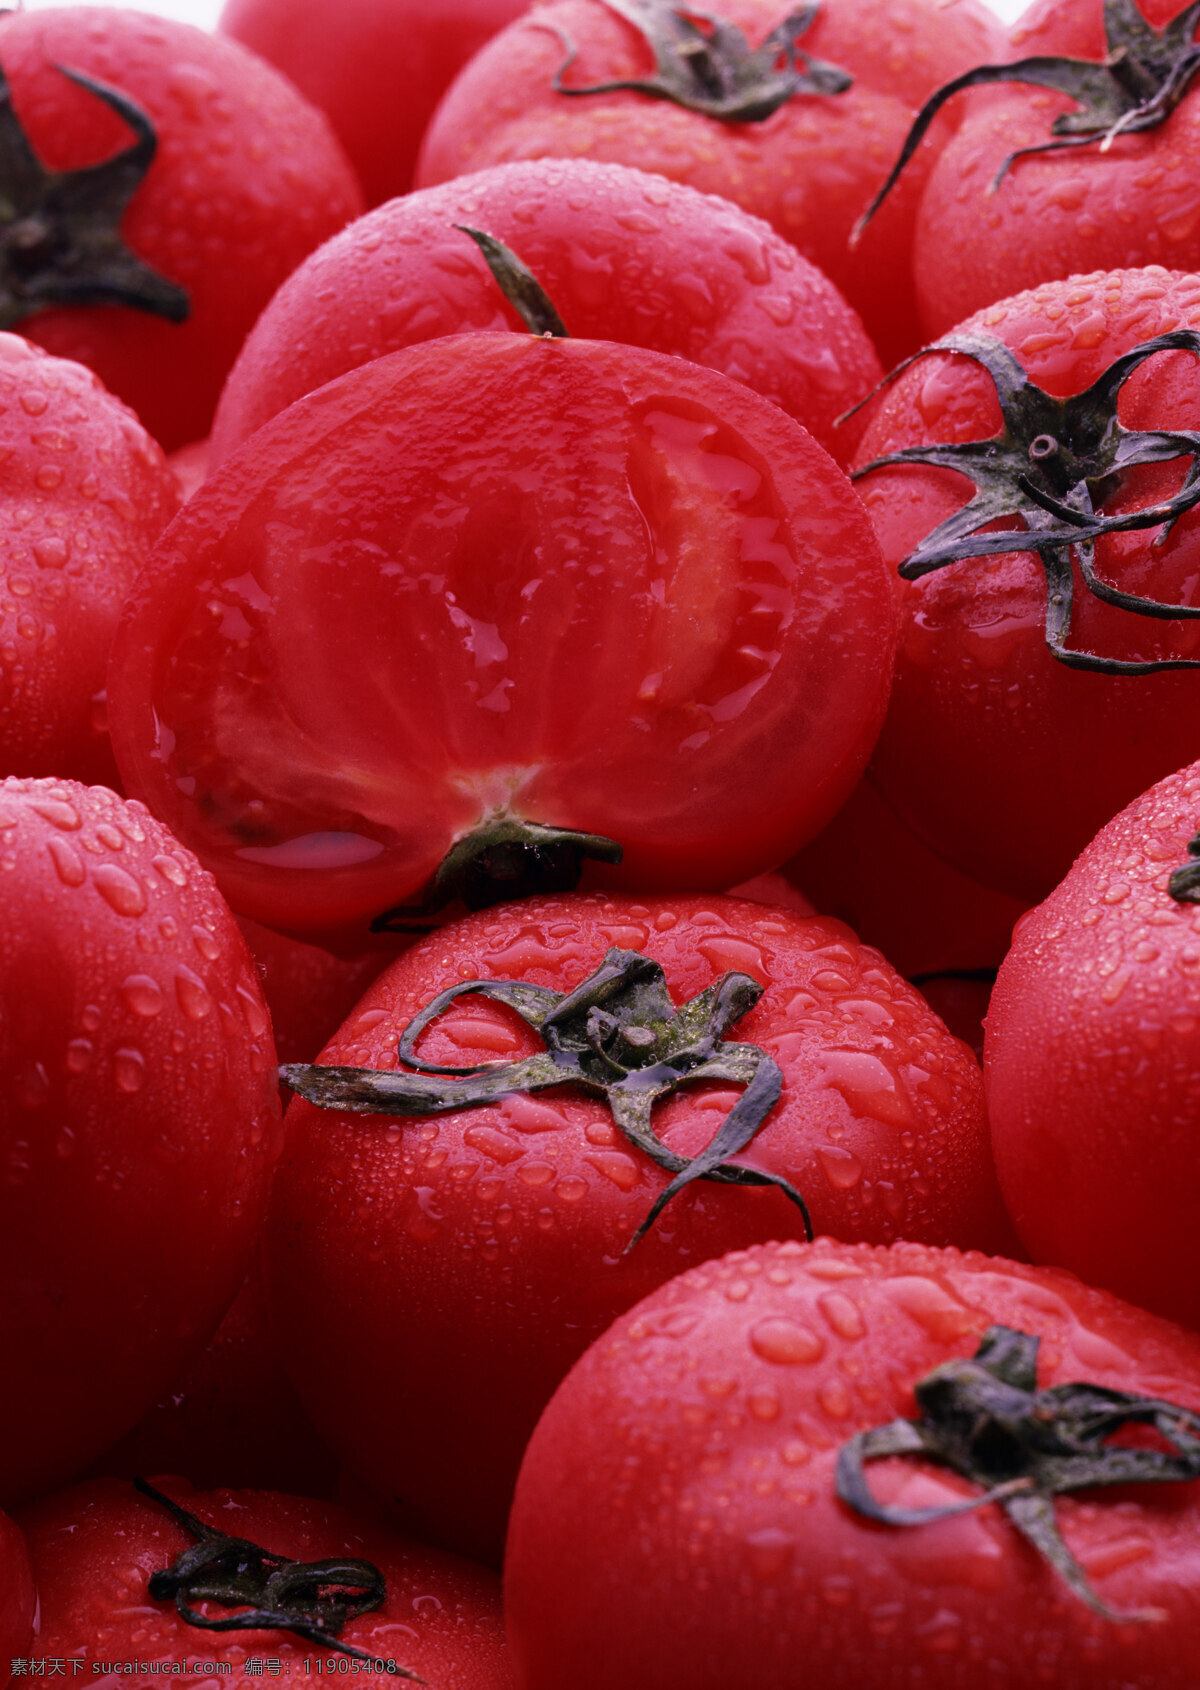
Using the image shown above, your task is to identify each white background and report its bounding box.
[16,0,1032,36]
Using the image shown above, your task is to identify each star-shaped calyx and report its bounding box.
[0,58,189,330]
[856,0,1200,235]
[837,1325,1200,1621]
[283,946,812,1250]
[544,0,851,123]
[134,1479,417,1668]
[851,328,1200,672]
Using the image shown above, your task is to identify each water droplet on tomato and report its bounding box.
[121,975,164,1018]
[192,925,220,962]
[744,1527,794,1580]
[66,1038,93,1073]
[174,968,213,1020]
[555,1174,589,1202]
[14,1062,49,1108]
[93,864,147,917]
[113,1048,146,1092]
[750,1317,824,1365]
[818,1290,866,1340]
[815,1143,863,1190]
[30,797,80,831]
[46,836,85,887]
[154,854,188,887]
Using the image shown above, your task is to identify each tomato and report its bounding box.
[415,0,1005,364]
[109,331,896,954]
[266,891,1008,1564]
[219,0,532,206]
[17,1478,511,1684]
[208,157,883,472]
[506,1235,1200,1689]
[910,0,1200,339]
[236,917,391,1066]
[0,7,363,450]
[985,753,1200,1330]
[0,332,179,789]
[0,1507,35,1667]
[0,778,282,1506]
[852,267,1200,902]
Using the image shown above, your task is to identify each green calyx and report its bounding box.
[0,59,188,329]
[370,816,624,935]
[282,945,812,1251]
[837,1325,1200,1622]
[543,0,851,123]
[851,328,1200,673]
[134,1479,418,1670]
[856,0,1200,236]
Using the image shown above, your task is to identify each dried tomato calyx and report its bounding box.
[851,328,1200,673]
[455,224,570,337]
[542,0,851,123]
[1168,830,1200,901]
[837,1325,1200,1621]
[282,945,812,1249]
[855,0,1200,236]
[134,1479,415,1668]
[370,817,623,934]
[0,60,189,330]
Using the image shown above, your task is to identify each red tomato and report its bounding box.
[913,0,1200,339]
[0,1507,35,1666]
[853,267,1200,902]
[17,1479,511,1684]
[415,0,1005,364]
[986,754,1200,1330]
[0,778,282,1506]
[109,333,896,954]
[0,8,363,450]
[506,1236,1200,1689]
[236,917,391,1066]
[0,333,179,789]
[219,0,532,206]
[266,892,1009,1564]
[208,158,882,471]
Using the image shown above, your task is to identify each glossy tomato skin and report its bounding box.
[236,916,391,1065]
[986,756,1200,1330]
[110,333,896,954]
[0,1508,35,1665]
[17,1479,512,1684]
[915,0,1200,338]
[220,0,531,206]
[266,892,1008,1564]
[0,8,363,450]
[416,0,1005,365]
[0,779,282,1506]
[209,158,882,470]
[854,267,1200,903]
[0,334,179,789]
[506,1236,1200,1690]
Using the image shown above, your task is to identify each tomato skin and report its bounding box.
[854,267,1200,902]
[985,756,1200,1330]
[506,1236,1200,1690]
[416,0,1005,365]
[209,158,882,471]
[0,1508,35,1665]
[914,1,1200,338]
[266,892,1007,1564]
[0,778,282,1506]
[16,1479,512,1684]
[236,916,391,1066]
[110,333,896,954]
[220,0,532,206]
[0,333,179,789]
[0,8,363,450]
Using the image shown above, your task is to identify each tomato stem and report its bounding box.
[134,1478,418,1668]
[456,225,569,337]
[0,60,189,329]
[281,945,813,1248]
[370,816,623,934]
[541,0,851,122]
[854,0,1200,239]
[837,1324,1200,1621]
[851,328,1200,672]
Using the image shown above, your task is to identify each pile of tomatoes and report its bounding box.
[6,0,1200,1683]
